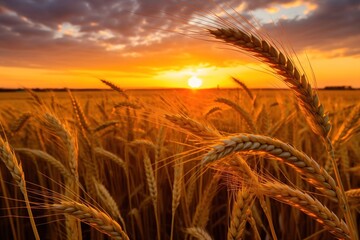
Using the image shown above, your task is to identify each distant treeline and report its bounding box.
[0,88,111,92]
[0,86,358,92]
[323,86,355,90]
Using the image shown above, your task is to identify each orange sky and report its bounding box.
[0,0,359,89]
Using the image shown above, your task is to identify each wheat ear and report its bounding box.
[0,137,40,240]
[259,182,350,240]
[170,159,183,240]
[165,114,219,139]
[203,133,340,202]
[186,227,213,240]
[232,77,254,101]
[114,101,141,110]
[93,120,120,132]
[94,147,127,172]
[209,28,331,147]
[325,104,360,174]
[215,98,257,133]
[51,201,129,240]
[94,181,127,231]
[227,189,254,240]
[68,90,91,134]
[247,211,262,240]
[15,148,72,180]
[228,155,278,240]
[100,79,129,99]
[205,106,222,118]
[333,104,360,147]
[130,139,157,149]
[42,112,82,238]
[42,113,78,177]
[192,174,220,228]
[346,188,360,204]
[143,154,160,240]
[25,88,44,106]
[10,112,32,134]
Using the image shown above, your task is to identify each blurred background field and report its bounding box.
[1,89,359,110]
[0,87,359,239]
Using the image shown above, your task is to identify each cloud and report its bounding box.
[0,0,359,72]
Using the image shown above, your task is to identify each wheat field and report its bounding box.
[1,22,360,240]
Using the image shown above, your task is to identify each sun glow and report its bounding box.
[188,76,203,88]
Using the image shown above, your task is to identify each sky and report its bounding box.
[0,0,359,89]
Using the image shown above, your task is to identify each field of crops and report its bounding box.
[0,86,359,240]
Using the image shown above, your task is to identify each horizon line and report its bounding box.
[0,86,358,92]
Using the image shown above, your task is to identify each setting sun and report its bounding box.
[188,76,203,88]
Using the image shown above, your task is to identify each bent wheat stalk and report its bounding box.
[202,133,340,202]
[51,201,129,240]
[208,28,331,147]
[259,182,350,240]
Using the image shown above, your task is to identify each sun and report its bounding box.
[188,76,203,88]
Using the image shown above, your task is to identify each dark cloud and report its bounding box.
[243,0,301,10]
[0,0,359,70]
[262,0,360,56]
[0,0,90,27]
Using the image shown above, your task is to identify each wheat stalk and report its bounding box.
[51,201,129,240]
[0,137,40,240]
